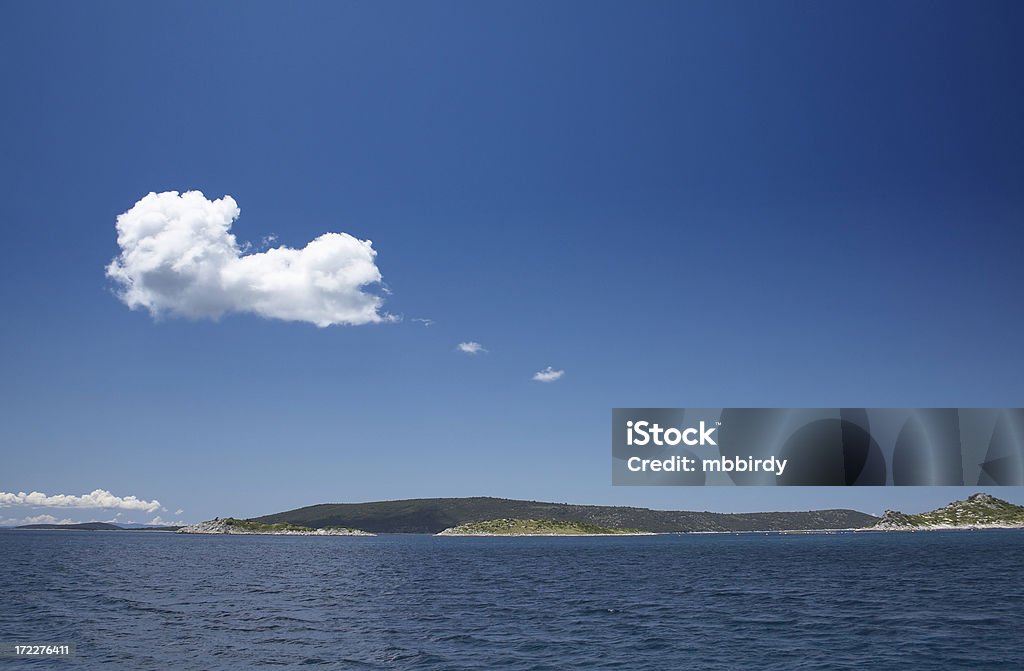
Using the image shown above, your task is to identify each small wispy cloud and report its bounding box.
[0,489,162,513]
[457,341,486,355]
[174,509,184,516]
[532,366,565,383]
[411,318,435,327]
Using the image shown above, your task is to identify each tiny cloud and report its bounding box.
[0,489,162,513]
[457,341,486,354]
[106,191,390,328]
[532,366,565,382]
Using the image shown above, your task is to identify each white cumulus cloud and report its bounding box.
[106,191,390,327]
[532,366,565,383]
[457,341,486,354]
[148,516,185,526]
[0,489,162,513]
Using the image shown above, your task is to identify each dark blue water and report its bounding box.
[1,530,1021,670]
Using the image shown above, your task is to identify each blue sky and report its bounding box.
[1,1,1022,524]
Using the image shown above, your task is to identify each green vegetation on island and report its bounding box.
[437,518,649,536]
[871,494,1024,530]
[252,496,879,534]
[218,518,313,532]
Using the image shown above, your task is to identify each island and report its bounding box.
[437,518,654,536]
[868,493,1024,531]
[176,518,374,536]
[249,496,879,533]
[12,494,1022,537]
[14,522,181,531]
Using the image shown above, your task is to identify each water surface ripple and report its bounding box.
[1,530,1021,669]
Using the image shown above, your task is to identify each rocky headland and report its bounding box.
[868,494,1024,531]
[177,518,374,536]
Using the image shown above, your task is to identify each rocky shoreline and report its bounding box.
[437,530,658,537]
[435,518,656,537]
[177,518,374,536]
[865,521,1024,532]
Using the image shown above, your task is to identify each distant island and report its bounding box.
[437,518,653,536]
[11,494,1020,536]
[14,522,181,531]
[251,496,879,533]
[177,517,374,536]
[868,493,1024,531]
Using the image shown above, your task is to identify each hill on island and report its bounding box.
[872,493,1024,530]
[253,497,878,534]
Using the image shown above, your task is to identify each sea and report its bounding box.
[0,529,1021,670]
